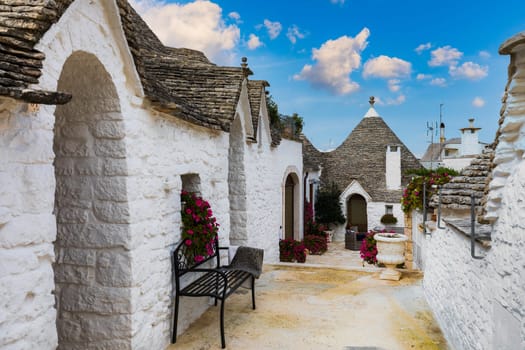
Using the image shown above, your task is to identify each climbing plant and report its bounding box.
[401,167,459,213]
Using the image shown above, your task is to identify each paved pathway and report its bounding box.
[168,241,448,350]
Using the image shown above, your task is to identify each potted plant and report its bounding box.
[180,190,220,262]
[294,243,307,263]
[373,231,408,280]
[380,213,398,226]
[304,234,328,255]
[279,238,296,262]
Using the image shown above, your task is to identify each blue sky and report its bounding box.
[131,0,525,156]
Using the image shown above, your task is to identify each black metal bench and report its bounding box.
[171,236,261,348]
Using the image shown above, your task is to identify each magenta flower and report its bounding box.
[184,239,192,246]
[194,255,204,262]
[185,208,192,215]
[186,229,194,235]
[195,199,203,207]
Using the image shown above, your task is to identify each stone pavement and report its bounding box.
[168,241,448,350]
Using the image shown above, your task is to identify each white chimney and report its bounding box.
[386,145,401,190]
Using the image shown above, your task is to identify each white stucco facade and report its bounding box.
[0,1,303,349]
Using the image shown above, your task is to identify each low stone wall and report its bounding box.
[411,164,525,349]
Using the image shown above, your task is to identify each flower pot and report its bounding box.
[374,233,408,281]
[279,252,294,262]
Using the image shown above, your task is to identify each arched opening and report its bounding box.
[347,194,367,232]
[53,51,131,348]
[284,174,297,239]
[228,114,247,245]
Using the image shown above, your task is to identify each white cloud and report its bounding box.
[263,19,282,39]
[247,34,262,50]
[479,50,491,59]
[129,0,240,64]
[416,73,432,80]
[415,42,431,54]
[294,28,370,95]
[472,97,485,108]
[363,55,412,79]
[386,94,406,105]
[388,79,401,92]
[287,25,306,44]
[430,78,447,87]
[228,11,241,23]
[449,61,488,80]
[429,45,463,67]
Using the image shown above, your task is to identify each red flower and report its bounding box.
[186,229,194,235]
[194,255,204,262]
[185,239,192,246]
[195,199,203,207]
[185,208,192,215]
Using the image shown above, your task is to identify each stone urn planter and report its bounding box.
[373,233,408,281]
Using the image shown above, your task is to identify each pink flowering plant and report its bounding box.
[180,190,219,263]
[359,231,378,265]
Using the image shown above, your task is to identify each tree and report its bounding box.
[315,183,346,227]
[266,94,303,137]
[266,94,280,128]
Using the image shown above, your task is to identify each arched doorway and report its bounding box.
[284,174,296,239]
[53,51,131,347]
[347,194,367,232]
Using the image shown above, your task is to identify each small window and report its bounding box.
[389,146,398,152]
[181,173,201,195]
[385,205,393,214]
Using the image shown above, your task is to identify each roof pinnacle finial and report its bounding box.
[241,57,250,77]
[369,96,375,107]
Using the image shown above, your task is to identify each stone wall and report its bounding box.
[1,1,138,349]
[1,1,304,349]
[123,106,231,349]
[0,100,59,350]
[53,51,132,350]
[412,36,525,350]
[413,196,524,349]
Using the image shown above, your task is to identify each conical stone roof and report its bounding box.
[313,100,422,202]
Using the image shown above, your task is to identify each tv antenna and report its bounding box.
[426,121,438,169]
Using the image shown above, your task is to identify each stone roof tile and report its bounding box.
[319,114,422,202]
[302,135,323,172]
[0,0,73,103]
[116,0,248,132]
[247,80,271,142]
[429,149,493,212]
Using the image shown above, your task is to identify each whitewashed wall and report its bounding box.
[1,1,139,349]
[367,202,404,231]
[411,38,525,350]
[0,99,59,350]
[1,1,305,350]
[244,93,303,262]
[124,108,231,349]
[442,157,474,172]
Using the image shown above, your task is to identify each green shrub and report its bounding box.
[380,214,398,225]
[315,183,345,226]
